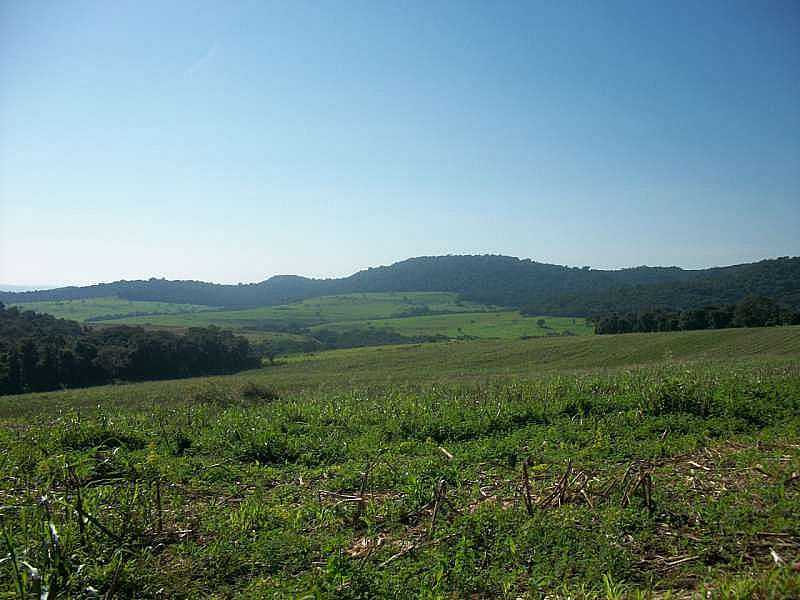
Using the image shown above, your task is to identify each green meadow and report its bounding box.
[315,311,593,339]
[2,327,799,597]
[10,292,577,344]
[8,297,214,322]
[17,292,488,328]
[3,326,799,418]
[86,292,490,327]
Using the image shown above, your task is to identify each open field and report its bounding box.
[2,327,799,598]
[10,292,501,334]
[4,325,798,418]
[8,297,214,322]
[71,292,494,328]
[315,311,593,339]
[11,292,580,345]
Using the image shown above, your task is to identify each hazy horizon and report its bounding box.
[2,251,799,291]
[2,1,798,286]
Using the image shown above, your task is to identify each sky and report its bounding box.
[1,0,798,286]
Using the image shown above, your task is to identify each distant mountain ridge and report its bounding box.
[2,255,798,316]
[0,284,62,292]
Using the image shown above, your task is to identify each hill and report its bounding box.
[2,254,799,315]
[4,293,590,362]
[5,325,799,414]
[2,327,799,597]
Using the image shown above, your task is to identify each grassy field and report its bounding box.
[73,292,494,328]
[315,311,593,339]
[8,297,214,322]
[3,326,799,418]
[12,292,579,344]
[2,327,799,598]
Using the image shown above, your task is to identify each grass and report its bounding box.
[2,326,799,419]
[10,292,588,344]
[8,296,214,322]
[315,311,593,339]
[79,292,494,329]
[1,326,799,598]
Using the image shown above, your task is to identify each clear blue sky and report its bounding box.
[1,1,798,286]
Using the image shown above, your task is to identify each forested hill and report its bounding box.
[3,255,799,315]
[0,275,330,309]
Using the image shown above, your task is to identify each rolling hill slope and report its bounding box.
[3,254,798,315]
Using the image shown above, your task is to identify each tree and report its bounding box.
[733,296,780,328]
[264,347,277,365]
[0,304,260,395]
[679,308,708,331]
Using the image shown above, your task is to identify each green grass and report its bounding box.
[315,311,593,339]
[2,327,799,598]
[3,326,799,419]
[80,292,493,329]
[10,292,591,344]
[9,296,214,322]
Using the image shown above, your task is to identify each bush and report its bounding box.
[241,382,281,402]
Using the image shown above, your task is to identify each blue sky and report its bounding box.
[1,1,798,285]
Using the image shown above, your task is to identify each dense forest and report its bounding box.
[3,255,799,316]
[525,257,800,316]
[0,303,259,395]
[593,295,800,335]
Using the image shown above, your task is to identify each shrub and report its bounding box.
[241,382,280,402]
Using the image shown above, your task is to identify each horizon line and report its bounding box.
[2,252,797,292]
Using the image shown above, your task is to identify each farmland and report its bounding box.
[2,326,799,597]
[10,293,488,326]
[10,293,587,345]
[4,1,797,596]
[315,312,593,339]
[7,297,214,322]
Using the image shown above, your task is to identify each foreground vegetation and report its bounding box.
[1,327,799,597]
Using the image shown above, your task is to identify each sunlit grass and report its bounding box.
[2,327,799,597]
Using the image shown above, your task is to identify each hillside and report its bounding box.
[2,254,799,315]
[2,328,799,597]
[4,293,589,363]
[5,325,799,414]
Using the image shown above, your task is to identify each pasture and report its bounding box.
[84,292,492,328]
[315,311,593,339]
[12,292,487,324]
[3,326,799,419]
[1,327,799,597]
[8,297,214,322]
[9,292,575,344]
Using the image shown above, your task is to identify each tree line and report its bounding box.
[251,327,447,360]
[4,255,799,316]
[0,303,260,395]
[592,296,800,335]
